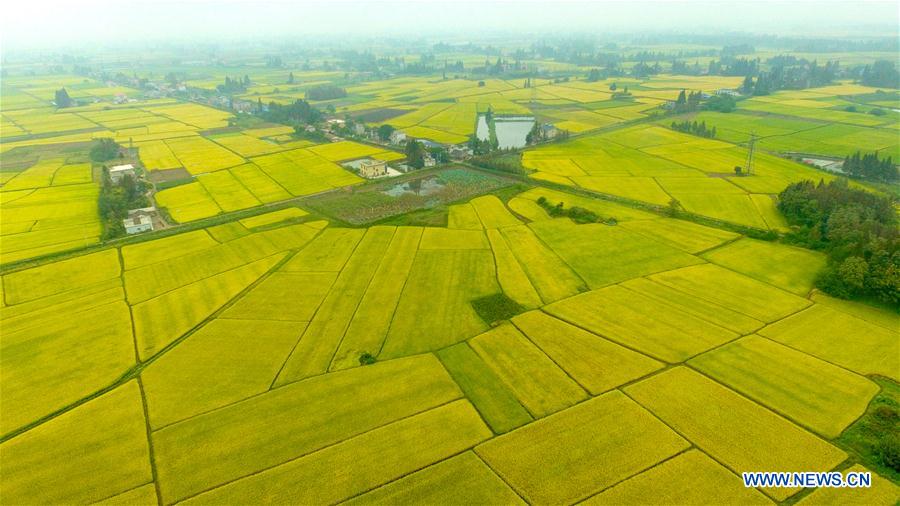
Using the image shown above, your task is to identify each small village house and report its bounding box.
[448,146,473,160]
[358,159,388,178]
[123,214,153,234]
[123,207,157,234]
[541,123,559,139]
[108,164,136,183]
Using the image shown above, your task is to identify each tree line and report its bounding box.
[260,99,323,126]
[860,60,900,89]
[671,120,716,138]
[839,151,898,183]
[305,84,347,101]
[778,179,898,305]
[672,90,702,113]
[217,76,250,93]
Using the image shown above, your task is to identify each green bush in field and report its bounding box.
[471,293,525,324]
[358,352,377,365]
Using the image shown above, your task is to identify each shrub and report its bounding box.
[535,197,610,224]
[471,293,525,324]
[358,352,377,365]
[877,435,900,472]
[90,138,121,162]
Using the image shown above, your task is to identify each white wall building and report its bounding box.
[123,214,153,234]
[108,164,135,183]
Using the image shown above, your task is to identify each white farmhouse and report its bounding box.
[123,214,153,234]
[108,164,136,183]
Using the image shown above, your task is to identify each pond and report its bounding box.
[381,176,446,197]
[476,114,534,149]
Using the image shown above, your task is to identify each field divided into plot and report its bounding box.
[3,180,898,505]
[1,158,102,264]
[476,391,690,504]
[689,335,879,438]
[154,143,370,222]
[625,367,848,501]
[522,122,845,230]
[583,449,772,505]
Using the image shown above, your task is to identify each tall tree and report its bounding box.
[54,88,73,108]
[405,139,425,169]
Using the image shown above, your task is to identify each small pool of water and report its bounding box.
[382,177,446,197]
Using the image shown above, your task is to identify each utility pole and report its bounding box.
[745,132,757,176]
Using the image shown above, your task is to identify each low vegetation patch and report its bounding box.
[536,196,617,224]
[835,377,900,481]
[471,293,526,324]
[470,152,525,175]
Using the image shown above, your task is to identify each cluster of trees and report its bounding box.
[217,75,250,93]
[54,88,74,108]
[463,57,528,76]
[671,120,716,138]
[469,135,498,155]
[443,60,466,73]
[402,140,446,169]
[672,89,702,113]
[778,179,898,304]
[860,60,900,88]
[305,84,347,101]
[377,124,395,141]
[704,94,737,112]
[470,152,524,175]
[707,57,759,76]
[405,139,426,169]
[535,196,616,225]
[98,168,150,239]
[90,138,122,162]
[841,151,898,182]
[260,99,322,126]
[738,60,838,95]
[671,60,705,75]
[631,61,662,78]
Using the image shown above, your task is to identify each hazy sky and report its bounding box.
[2,0,899,49]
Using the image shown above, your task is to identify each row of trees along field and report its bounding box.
[217,76,250,93]
[305,84,348,100]
[260,99,323,126]
[778,179,899,305]
[670,120,716,138]
[842,151,898,183]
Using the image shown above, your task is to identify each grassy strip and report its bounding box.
[834,377,900,483]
